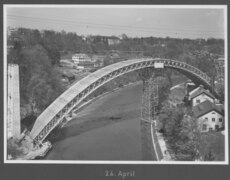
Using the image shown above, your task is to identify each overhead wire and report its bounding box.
[7,14,223,32]
[7,14,224,36]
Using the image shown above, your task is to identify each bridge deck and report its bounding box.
[30,58,212,141]
[30,59,147,138]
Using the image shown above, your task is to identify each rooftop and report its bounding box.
[193,100,224,118]
[190,86,215,100]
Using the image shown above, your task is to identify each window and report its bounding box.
[212,118,215,122]
[212,112,216,114]
[196,99,200,104]
[215,125,219,131]
[202,124,207,131]
[205,117,208,121]
[219,118,223,122]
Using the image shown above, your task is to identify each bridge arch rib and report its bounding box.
[30,58,212,144]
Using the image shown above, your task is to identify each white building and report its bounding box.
[188,85,215,106]
[193,100,224,132]
[72,53,91,64]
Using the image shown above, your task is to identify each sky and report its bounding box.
[6,5,226,39]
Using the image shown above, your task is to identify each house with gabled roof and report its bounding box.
[193,100,224,132]
[188,85,215,106]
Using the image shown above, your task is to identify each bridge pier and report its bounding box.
[7,64,21,139]
[138,68,161,160]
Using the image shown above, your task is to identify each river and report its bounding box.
[45,83,143,160]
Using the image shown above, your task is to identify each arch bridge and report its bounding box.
[30,58,213,144]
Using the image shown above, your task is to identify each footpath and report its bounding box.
[153,82,185,161]
[155,128,172,161]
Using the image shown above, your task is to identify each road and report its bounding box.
[45,83,143,160]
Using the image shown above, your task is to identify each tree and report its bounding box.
[192,51,216,78]
[7,138,25,159]
[160,106,184,139]
[103,55,113,67]
[121,33,128,40]
[154,76,171,111]
[216,83,225,102]
[159,105,203,161]
[18,45,64,116]
[41,30,62,64]
[175,115,202,161]
[164,40,183,59]
[204,151,215,161]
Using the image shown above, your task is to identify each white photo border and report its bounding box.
[3,4,228,165]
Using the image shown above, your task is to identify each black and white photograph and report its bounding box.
[4,5,228,164]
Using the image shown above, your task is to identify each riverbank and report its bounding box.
[45,83,143,160]
[44,75,187,160]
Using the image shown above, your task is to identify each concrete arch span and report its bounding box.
[30,58,212,144]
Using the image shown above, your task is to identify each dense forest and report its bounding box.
[7,27,224,121]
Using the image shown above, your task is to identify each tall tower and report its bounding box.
[141,75,159,123]
[138,68,161,160]
[7,64,21,139]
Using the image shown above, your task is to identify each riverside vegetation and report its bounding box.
[7,28,225,160]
